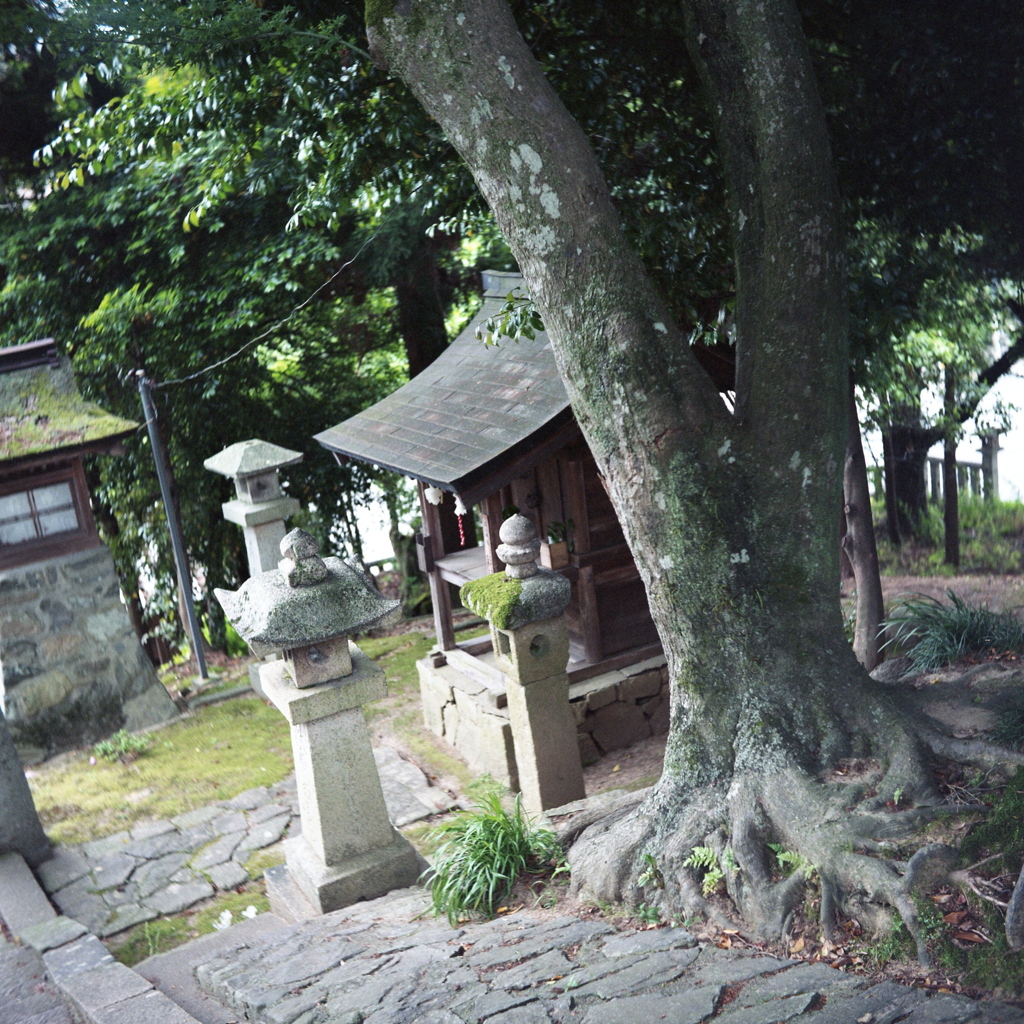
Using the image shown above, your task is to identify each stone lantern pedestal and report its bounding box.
[461,515,586,814]
[216,530,424,918]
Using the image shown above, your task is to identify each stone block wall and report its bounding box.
[417,651,668,784]
[0,546,178,763]
[569,658,670,767]
[417,658,519,790]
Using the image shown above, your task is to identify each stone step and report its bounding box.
[136,912,289,1024]
[0,844,209,1024]
[0,933,79,1024]
[190,885,1024,1024]
[0,851,56,935]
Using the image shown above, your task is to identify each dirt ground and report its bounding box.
[843,573,1024,614]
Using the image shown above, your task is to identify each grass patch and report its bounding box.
[244,843,286,880]
[960,765,1024,869]
[29,697,292,844]
[874,496,1024,576]
[881,591,1024,670]
[425,792,566,925]
[111,888,270,967]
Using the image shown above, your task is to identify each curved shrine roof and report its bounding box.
[315,272,572,502]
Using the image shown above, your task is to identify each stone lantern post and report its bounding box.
[215,529,424,918]
[204,439,303,577]
[461,515,586,814]
[205,439,303,694]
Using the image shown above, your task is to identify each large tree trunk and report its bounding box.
[366,0,1020,952]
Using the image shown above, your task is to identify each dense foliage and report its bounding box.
[3,0,1023,639]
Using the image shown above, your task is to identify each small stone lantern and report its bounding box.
[461,515,586,813]
[204,439,303,577]
[215,529,424,918]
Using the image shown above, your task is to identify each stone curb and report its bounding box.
[0,850,205,1024]
[186,684,255,711]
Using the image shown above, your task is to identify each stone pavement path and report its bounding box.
[193,887,1024,1024]
[37,746,456,939]
[0,931,77,1024]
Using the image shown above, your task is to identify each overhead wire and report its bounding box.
[151,229,380,390]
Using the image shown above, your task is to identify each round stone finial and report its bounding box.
[279,528,329,587]
[496,514,541,579]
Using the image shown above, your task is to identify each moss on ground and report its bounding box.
[110,887,271,967]
[960,765,1024,869]
[29,697,293,844]
[873,769,1024,998]
[244,842,286,880]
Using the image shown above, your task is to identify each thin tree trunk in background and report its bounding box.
[843,372,885,670]
[943,367,961,567]
[881,430,901,544]
[396,241,451,378]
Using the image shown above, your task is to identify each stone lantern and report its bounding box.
[461,515,586,813]
[204,439,303,577]
[215,529,424,918]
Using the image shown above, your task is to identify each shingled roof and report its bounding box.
[315,271,574,505]
[0,343,137,466]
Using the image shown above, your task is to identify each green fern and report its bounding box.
[768,843,815,879]
[637,852,665,889]
[683,845,725,896]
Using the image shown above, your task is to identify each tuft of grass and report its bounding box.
[243,843,286,880]
[29,697,292,844]
[92,729,151,764]
[424,792,566,925]
[881,590,1024,670]
[992,694,1024,752]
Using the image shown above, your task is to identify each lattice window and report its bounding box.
[0,481,80,546]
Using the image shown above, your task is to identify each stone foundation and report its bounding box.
[0,546,178,763]
[417,650,668,783]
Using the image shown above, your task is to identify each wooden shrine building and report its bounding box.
[316,271,666,677]
[317,272,733,782]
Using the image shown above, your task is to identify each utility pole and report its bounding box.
[136,372,208,680]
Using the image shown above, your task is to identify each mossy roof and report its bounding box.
[0,355,137,464]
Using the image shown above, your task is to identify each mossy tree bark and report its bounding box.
[366,0,1022,953]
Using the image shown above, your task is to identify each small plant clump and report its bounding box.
[92,729,151,764]
[682,845,725,896]
[424,792,566,925]
[768,843,815,879]
[991,694,1024,752]
[881,591,1024,670]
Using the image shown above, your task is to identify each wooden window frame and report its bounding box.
[0,460,100,570]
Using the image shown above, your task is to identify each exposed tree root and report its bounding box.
[568,705,1020,967]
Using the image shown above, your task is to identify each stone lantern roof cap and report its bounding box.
[214,549,400,657]
[204,439,303,479]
